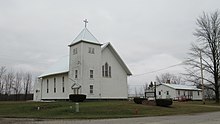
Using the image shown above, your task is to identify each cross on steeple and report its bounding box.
[83,19,88,28]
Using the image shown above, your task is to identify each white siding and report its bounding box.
[101,47,128,99]
[80,42,102,98]
[156,84,202,100]
[41,73,69,100]
[157,85,175,99]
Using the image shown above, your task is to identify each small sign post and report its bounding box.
[75,103,79,112]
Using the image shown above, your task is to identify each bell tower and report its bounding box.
[68,20,102,98]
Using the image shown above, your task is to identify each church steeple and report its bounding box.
[69,19,100,46]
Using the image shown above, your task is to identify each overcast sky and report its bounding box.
[0,0,220,92]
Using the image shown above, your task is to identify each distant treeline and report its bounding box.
[0,66,34,100]
[0,94,33,101]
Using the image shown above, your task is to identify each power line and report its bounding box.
[131,61,185,77]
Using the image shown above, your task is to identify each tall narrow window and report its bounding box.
[90,85,93,94]
[166,91,169,95]
[198,91,200,96]
[54,78,56,93]
[102,62,112,78]
[62,77,65,93]
[75,70,78,79]
[102,66,104,77]
[73,48,77,55]
[109,66,111,77]
[46,79,49,93]
[105,63,108,77]
[90,70,94,79]
[178,90,180,95]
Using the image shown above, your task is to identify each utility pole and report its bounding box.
[200,50,205,104]
[154,82,157,100]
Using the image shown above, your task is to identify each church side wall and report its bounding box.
[41,73,69,100]
[101,48,128,99]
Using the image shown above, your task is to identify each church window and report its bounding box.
[90,70,94,79]
[88,47,95,54]
[75,70,78,79]
[102,66,104,77]
[46,79,49,93]
[62,77,65,93]
[54,78,56,93]
[198,91,200,96]
[105,63,108,77]
[109,66,111,77]
[90,85,93,94]
[102,62,112,78]
[73,48,77,55]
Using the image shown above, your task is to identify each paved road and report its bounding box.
[1,111,220,124]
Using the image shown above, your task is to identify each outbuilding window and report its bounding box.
[166,91,169,95]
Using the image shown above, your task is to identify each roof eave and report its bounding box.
[69,40,102,47]
[38,71,69,78]
[101,43,132,75]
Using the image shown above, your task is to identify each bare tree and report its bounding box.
[156,73,182,84]
[134,87,138,97]
[14,72,23,100]
[185,11,220,103]
[4,70,15,95]
[0,66,6,94]
[23,72,32,100]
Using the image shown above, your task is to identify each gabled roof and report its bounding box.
[39,27,132,78]
[101,42,132,76]
[161,83,201,91]
[38,56,69,78]
[39,42,132,78]
[69,27,100,46]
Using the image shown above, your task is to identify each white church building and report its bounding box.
[33,22,132,101]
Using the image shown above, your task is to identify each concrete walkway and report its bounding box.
[1,111,220,124]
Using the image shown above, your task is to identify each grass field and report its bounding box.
[0,100,220,119]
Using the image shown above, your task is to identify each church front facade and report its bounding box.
[33,26,132,101]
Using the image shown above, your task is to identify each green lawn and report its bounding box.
[0,100,220,119]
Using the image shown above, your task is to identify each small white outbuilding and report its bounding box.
[156,83,202,100]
